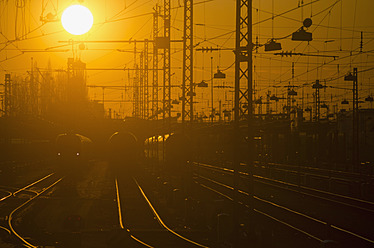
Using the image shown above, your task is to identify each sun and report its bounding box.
[61,5,93,35]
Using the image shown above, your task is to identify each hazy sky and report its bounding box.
[1,0,374,117]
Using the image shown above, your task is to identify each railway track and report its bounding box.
[0,173,63,247]
[262,161,374,182]
[115,174,210,248]
[2,160,210,247]
[194,162,374,212]
[251,161,374,200]
[191,161,374,248]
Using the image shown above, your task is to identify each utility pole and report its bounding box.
[257,97,262,116]
[4,74,11,117]
[219,100,222,122]
[352,68,359,171]
[30,57,38,116]
[211,57,214,123]
[312,80,323,122]
[182,0,194,125]
[234,0,253,246]
[344,68,359,171]
[266,91,271,115]
[102,87,105,109]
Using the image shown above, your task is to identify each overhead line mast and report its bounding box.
[163,0,171,121]
[144,40,150,119]
[152,6,159,120]
[182,0,194,124]
[133,42,140,118]
[234,0,253,246]
[140,47,144,118]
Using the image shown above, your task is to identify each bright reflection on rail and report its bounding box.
[8,177,63,248]
[133,177,210,248]
[115,177,154,248]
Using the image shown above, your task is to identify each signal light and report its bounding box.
[64,215,83,231]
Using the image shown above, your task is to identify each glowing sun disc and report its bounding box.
[61,5,93,35]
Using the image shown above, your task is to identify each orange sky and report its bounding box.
[1,0,374,118]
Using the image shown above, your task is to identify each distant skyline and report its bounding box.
[1,0,374,117]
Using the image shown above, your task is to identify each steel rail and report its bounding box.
[115,178,154,248]
[194,162,374,212]
[193,179,323,243]
[0,189,12,201]
[196,173,326,224]
[133,177,210,248]
[8,177,63,248]
[265,162,374,180]
[194,169,374,245]
[0,173,54,202]
[0,225,11,235]
[13,173,54,196]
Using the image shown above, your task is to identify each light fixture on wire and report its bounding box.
[365,96,373,102]
[288,89,297,96]
[265,39,282,51]
[270,95,278,101]
[214,70,226,79]
[197,80,208,87]
[344,72,356,81]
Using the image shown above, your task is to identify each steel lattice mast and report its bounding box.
[133,42,140,118]
[152,8,159,120]
[163,0,171,121]
[233,0,253,245]
[144,40,149,119]
[139,49,144,118]
[182,0,193,124]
